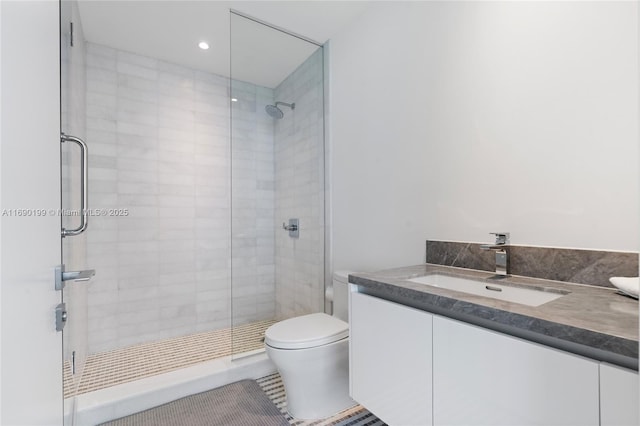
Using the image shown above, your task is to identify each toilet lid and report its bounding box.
[265,313,349,350]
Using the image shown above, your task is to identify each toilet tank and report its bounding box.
[332,271,351,323]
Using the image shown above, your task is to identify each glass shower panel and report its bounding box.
[60,0,235,407]
[229,12,325,358]
[79,12,233,378]
[60,1,89,422]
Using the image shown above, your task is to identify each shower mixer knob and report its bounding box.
[282,222,298,231]
[282,219,300,238]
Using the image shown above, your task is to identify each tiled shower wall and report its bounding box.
[230,81,277,326]
[85,43,276,353]
[274,49,326,319]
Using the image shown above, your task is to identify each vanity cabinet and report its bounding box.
[349,290,612,426]
[432,316,599,426]
[600,363,639,426]
[350,292,433,426]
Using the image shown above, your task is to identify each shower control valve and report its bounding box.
[282,222,297,231]
[283,219,299,238]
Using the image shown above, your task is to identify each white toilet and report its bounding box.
[264,271,355,419]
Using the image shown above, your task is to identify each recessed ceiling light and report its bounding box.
[198,41,210,50]
[231,98,238,102]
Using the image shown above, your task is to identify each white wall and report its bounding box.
[330,2,638,272]
[0,1,62,424]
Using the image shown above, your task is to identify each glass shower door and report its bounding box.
[59,4,238,416]
[229,11,326,358]
[60,1,91,423]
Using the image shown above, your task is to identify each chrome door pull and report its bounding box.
[55,264,95,290]
[61,132,89,237]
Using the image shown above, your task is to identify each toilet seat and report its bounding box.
[265,313,348,350]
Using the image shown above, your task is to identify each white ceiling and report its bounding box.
[77,1,371,88]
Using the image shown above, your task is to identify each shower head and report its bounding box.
[265,101,295,119]
[265,104,284,119]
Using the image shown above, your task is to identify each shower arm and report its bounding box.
[275,101,295,110]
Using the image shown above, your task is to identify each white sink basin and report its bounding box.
[407,274,565,307]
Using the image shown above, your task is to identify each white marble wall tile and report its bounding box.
[274,48,325,319]
[85,42,282,353]
[86,45,116,69]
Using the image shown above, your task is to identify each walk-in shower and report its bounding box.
[60,3,325,424]
[265,101,295,119]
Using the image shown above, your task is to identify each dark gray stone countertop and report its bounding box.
[350,264,639,370]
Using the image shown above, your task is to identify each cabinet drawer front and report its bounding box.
[350,292,433,426]
[433,316,599,426]
[600,363,639,426]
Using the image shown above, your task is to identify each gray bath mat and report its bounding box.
[99,379,289,426]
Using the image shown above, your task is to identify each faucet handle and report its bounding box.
[490,232,510,245]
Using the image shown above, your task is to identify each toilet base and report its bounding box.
[266,337,355,420]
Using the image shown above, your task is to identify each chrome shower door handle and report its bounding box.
[61,132,88,237]
[55,264,96,290]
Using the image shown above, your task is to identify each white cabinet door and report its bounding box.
[350,292,433,426]
[600,363,639,426]
[433,316,599,426]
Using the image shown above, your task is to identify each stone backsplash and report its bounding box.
[426,240,639,288]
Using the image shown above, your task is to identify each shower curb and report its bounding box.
[68,352,276,426]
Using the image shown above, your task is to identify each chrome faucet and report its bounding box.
[480,232,510,276]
